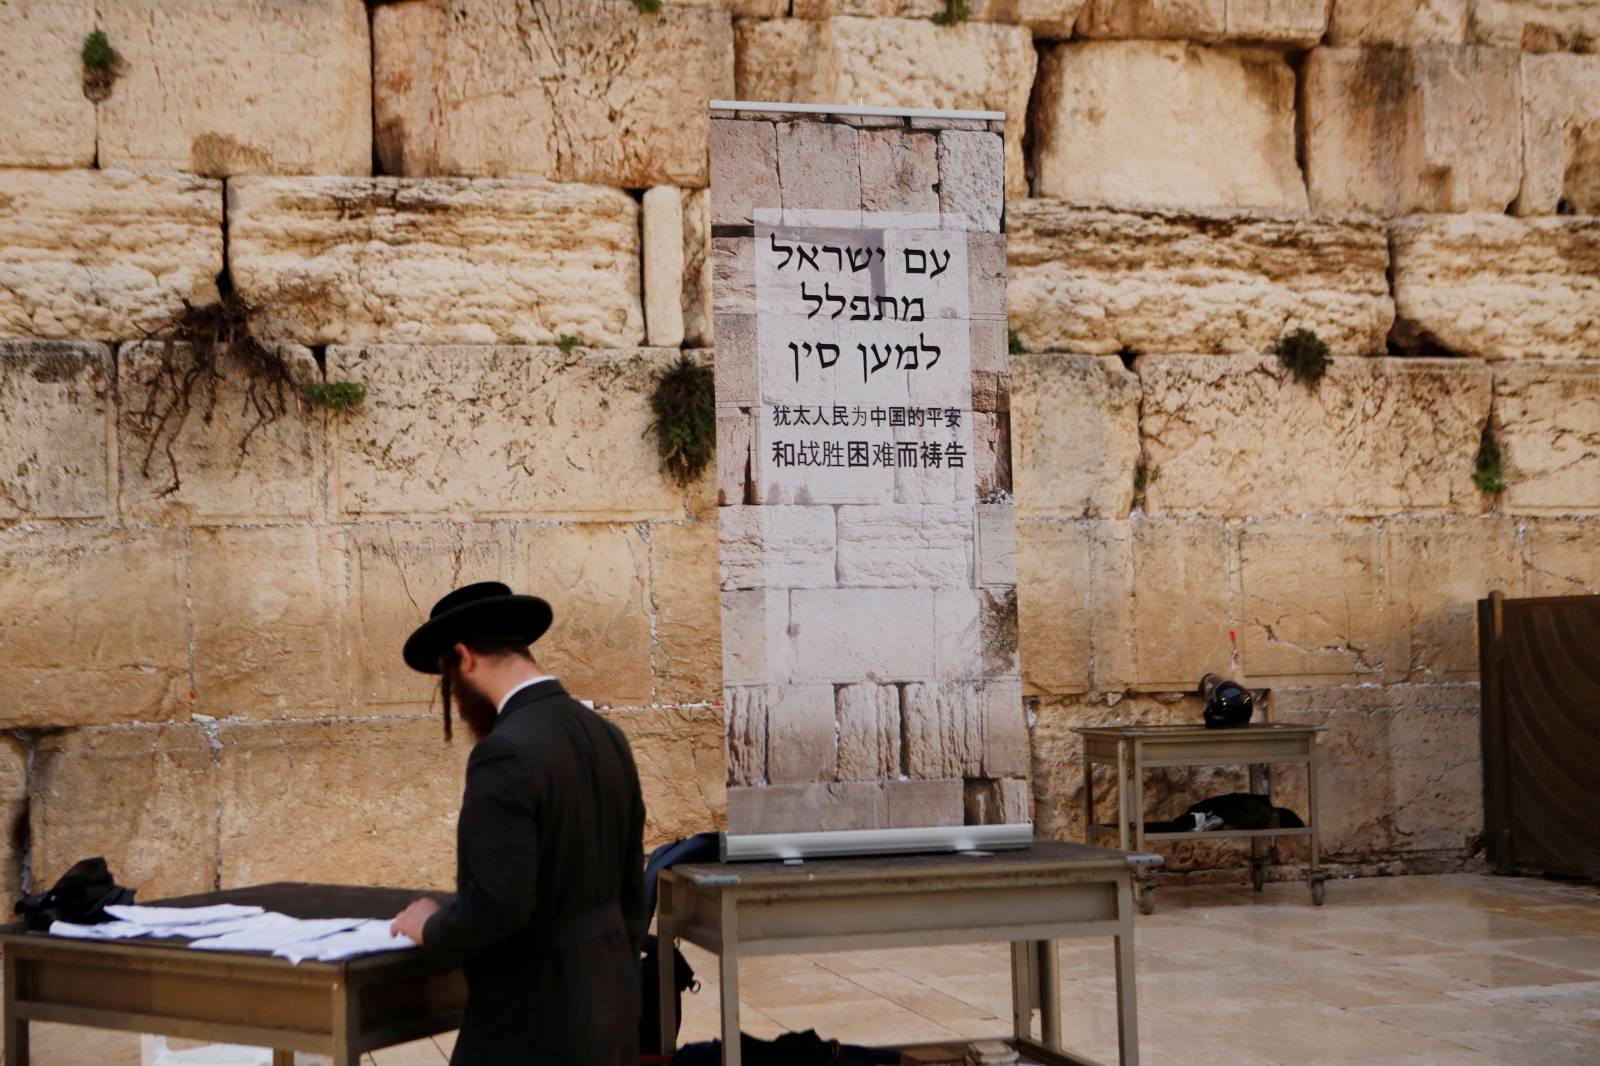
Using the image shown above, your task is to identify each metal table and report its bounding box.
[655,839,1159,1066]
[0,883,465,1066]
[1072,723,1328,912]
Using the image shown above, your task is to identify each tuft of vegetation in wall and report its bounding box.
[631,0,662,12]
[304,380,367,412]
[1274,327,1329,388]
[647,354,715,487]
[981,587,1019,672]
[81,29,121,102]
[931,1,972,25]
[557,334,581,354]
[1007,329,1027,356]
[1473,426,1508,496]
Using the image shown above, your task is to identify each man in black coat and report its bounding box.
[391,582,648,1066]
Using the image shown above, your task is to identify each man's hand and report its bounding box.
[391,897,441,944]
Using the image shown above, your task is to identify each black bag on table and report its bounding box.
[14,856,136,931]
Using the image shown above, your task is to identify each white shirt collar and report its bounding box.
[497,675,556,715]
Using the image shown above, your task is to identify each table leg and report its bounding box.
[1035,940,1061,1051]
[1008,942,1034,1043]
[4,953,28,1066]
[1115,740,1130,851]
[271,1051,294,1066]
[719,895,742,1066]
[1308,743,1325,905]
[331,978,359,1066]
[1248,763,1266,892]
[1113,879,1141,1066]
[658,880,680,1056]
[1131,744,1145,855]
[1082,754,1094,844]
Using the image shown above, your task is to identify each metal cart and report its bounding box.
[1071,723,1328,913]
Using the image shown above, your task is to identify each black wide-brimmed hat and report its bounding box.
[402,581,553,674]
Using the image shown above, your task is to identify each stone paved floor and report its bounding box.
[9,873,1599,1065]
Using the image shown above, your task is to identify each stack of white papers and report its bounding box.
[48,904,417,963]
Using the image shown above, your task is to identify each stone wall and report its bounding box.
[1,0,1597,895]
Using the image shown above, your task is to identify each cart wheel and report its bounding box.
[1310,878,1326,906]
[1251,862,1266,892]
[1137,883,1157,915]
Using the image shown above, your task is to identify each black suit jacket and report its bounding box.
[423,679,647,1066]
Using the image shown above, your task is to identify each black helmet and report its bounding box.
[1200,674,1254,729]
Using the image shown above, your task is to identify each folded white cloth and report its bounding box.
[105,904,265,926]
[48,905,417,964]
[48,920,153,941]
[187,915,368,953]
[271,919,417,964]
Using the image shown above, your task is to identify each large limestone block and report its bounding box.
[643,188,686,348]
[0,341,112,519]
[1006,201,1393,357]
[1012,354,1140,519]
[373,0,731,186]
[682,189,713,348]
[1327,0,1468,45]
[117,342,323,523]
[1524,519,1600,594]
[609,707,727,847]
[32,725,219,899]
[1471,0,1600,52]
[1516,53,1600,215]
[1235,521,1397,684]
[227,177,643,347]
[727,782,888,834]
[836,504,976,588]
[1389,214,1600,361]
[191,526,348,719]
[0,0,94,166]
[790,588,937,682]
[1273,685,1483,859]
[725,686,768,786]
[836,682,900,781]
[1494,362,1600,514]
[650,520,721,705]
[1032,41,1306,212]
[97,0,371,175]
[1303,46,1522,215]
[519,523,652,708]
[0,736,24,905]
[1075,0,1329,46]
[1092,520,1233,692]
[767,684,840,783]
[902,682,983,779]
[327,346,685,520]
[0,169,222,341]
[351,522,508,712]
[735,17,1035,199]
[792,1,1088,35]
[1015,519,1095,694]
[1385,519,1522,681]
[218,719,468,890]
[1140,356,1493,518]
[0,527,187,727]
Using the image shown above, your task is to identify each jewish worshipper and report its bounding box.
[390,581,649,1066]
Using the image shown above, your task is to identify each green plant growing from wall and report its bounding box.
[81,29,121,102]
[1274,327,1330,388]
[647,354,716,487]
[304,380,367,411]
[557,334,581,354]
[1007,330,1028,356]
[1133,461,1160,494]
[631,0,662,12]
[1473,426,1507,495]
[931,0,972,25]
